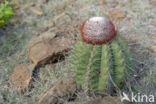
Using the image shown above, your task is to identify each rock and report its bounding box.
[28,41,51,65]
[87,96,122,104]
[38,28,57,41]
[150,0,156,5]
[28,32,74,65]
[53,13,71,28]
[38,79,76,104]
[10,64,34,91]
[149,45,156,53]
[30,5,43,16]
[109,11,126,21]
[53,2,66,14]
[106,0,119,8]
[98,0,106,5]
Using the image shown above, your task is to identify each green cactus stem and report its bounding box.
[70,16,133,95]
[70,36,132,95]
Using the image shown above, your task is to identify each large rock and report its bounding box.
[38,79,76,104]
[28,29,74,65]
[10,64,34,91]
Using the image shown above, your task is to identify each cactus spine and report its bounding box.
[70,36,132,95]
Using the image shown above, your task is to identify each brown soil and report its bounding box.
[9,64,33,91]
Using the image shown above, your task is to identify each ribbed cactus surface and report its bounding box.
[70,36,132,95]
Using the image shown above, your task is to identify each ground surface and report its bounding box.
[0,0,156,104]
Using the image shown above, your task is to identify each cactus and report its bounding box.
[70,17,132,95]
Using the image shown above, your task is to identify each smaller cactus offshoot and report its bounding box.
[70,16,132,95]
